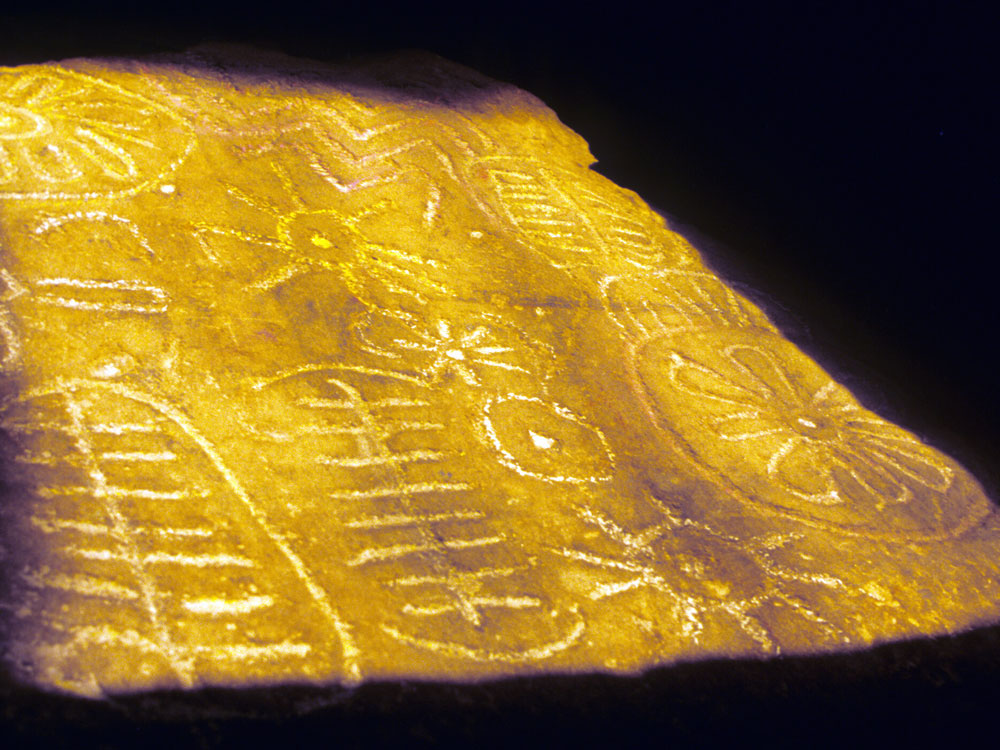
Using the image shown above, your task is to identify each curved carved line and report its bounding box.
[27,377,363,684]
[623,335,992,543]
[381,607,585,664]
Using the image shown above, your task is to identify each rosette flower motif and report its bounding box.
[679,344,952,508]
[631,328,985,538]
[0,68,193,199]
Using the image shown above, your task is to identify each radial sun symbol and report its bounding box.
[193,159,453,308]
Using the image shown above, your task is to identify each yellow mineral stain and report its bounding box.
[0,46,997,699]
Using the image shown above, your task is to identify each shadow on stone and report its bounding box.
[3,622,1000,747]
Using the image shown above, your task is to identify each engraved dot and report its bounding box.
[529,430,556,450]
[92,362,121,378]
[311,233,333,249]
[470,230,483,238]
[797,417,818,429]
[159,184,175,194]
[483,395,615,483]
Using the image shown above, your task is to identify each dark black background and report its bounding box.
[2,2,999,746]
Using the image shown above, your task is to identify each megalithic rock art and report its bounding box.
[0,46,997,698]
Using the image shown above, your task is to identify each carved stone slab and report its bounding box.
[1,46,998,698]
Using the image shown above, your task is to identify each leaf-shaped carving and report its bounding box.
[0,379,356,696]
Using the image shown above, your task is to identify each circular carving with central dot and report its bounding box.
[629,326,986,540]
[481,394,614,484]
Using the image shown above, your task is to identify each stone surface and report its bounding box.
[0,46,998,699]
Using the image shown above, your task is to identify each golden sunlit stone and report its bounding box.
[1,46,998,699]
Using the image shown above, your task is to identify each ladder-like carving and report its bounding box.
[244,364,584,664]
[0,380,357,696]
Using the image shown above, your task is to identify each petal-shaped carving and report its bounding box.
[0,69,194,200]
